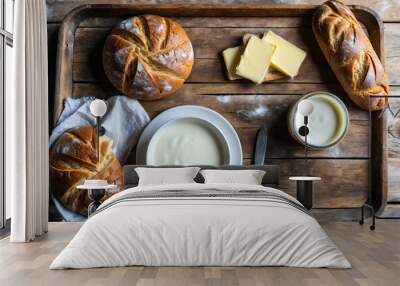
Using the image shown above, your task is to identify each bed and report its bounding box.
[50,165,350,269]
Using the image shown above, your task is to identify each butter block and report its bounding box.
[236,36,276,84]
[262,31,306,78]
[222,46,242,80]
[242,33,255,45]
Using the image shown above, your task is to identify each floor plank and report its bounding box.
[1,221,399,286]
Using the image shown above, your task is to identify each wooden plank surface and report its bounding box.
[49,20,400,86]
[274,159,369,208]
[388,158,400,201]
[46,0,400,23]
[71,23,400,86]
[69,16,370,163]
[47,2,390,209]
[72,26,331,83]
[72,83,369,161]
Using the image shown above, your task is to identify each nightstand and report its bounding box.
[77,184,117,216]
[289,176,321,210]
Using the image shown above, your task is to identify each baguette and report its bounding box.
[312,0,389,110]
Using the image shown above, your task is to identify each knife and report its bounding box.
[254,127,268,166]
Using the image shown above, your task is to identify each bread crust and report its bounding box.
[103,15,194,100]
[50,126,123,216]
[312,0,389,110]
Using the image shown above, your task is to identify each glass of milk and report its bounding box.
[287,91,350,149]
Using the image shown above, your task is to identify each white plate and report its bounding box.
[136,105,243,165]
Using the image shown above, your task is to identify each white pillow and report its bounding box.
[200,169,266,185]
[135,167,200,186]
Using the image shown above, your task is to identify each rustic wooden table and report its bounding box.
[46,0,400,212]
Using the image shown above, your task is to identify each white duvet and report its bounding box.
[50,183,351,269]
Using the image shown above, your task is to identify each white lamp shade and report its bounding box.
[297,100,314,116]
[90,99,107,117]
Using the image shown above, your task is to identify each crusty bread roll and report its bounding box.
[50,126,123,216]
[312,0,389,110]
[103,15,194,100]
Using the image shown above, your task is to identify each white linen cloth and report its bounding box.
[7,0,49,242]
[49,95,149,221]
[50,95,150,162]
[50,183,351,269]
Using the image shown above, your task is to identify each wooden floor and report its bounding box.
[0,221,399,286]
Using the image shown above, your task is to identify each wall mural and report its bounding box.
[48,3,389,221]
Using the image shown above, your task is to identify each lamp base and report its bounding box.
[95,116,106,136]
[98,126,106,136]
[297,180,313,210]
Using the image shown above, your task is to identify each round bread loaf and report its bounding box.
[50,126,123,216]
[103,15,194,100]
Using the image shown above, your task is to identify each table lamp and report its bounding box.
[89,99,107,162]
[297,100,314,174]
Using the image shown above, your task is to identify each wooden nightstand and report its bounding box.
[289,177,321,210]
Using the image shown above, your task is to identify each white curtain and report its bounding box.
[7,0,49,242]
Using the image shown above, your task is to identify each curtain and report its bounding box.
[7,0,49,242]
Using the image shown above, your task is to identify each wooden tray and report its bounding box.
[54,3,387,210]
